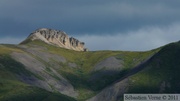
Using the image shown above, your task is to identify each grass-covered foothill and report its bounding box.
[0,55,32,76]
[0,80,76,101]
[128,41,180,93]
[0,44,23,55]
[0,68,76,101]
[23,40,159,101]
[0,44,76,101]
[4,39,180,101]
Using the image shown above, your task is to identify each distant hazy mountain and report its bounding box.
[0,28,180,101]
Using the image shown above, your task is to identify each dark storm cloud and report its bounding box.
[1,0,180,35]
[1,0,180,50]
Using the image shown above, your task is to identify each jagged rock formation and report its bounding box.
[24,28,88,51]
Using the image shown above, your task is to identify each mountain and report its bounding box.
[21,28,88,51]
[0,28,180,101]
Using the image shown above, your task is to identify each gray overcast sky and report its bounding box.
[1,0,180,51]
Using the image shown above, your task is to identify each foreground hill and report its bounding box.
[0,29,180,101]
[88,41,180,101]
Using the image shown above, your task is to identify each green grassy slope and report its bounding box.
[0,45,76,101]
[128,41,180,93]
[85,41,180,101]
[3,39,174,101]
[23,40,158,100]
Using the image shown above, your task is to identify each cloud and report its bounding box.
[1,0,180,51]
[1,0,180,37]
[0,23,180,52]
[77,23,180,51]
[0,37,25,44]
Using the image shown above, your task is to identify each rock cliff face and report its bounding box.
[26,28,87,51]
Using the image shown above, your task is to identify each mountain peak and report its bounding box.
[22,28,88,51]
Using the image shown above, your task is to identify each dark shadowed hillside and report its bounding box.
[88,41,180,101]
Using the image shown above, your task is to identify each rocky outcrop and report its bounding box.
[25,28,87,51]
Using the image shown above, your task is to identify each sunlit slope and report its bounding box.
[19,40,158,101]
[0,45,76,101]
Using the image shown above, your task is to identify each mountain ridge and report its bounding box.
[0,29,180,101]
[21,28,88,51]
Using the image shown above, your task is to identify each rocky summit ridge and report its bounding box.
[23,28,88,51]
